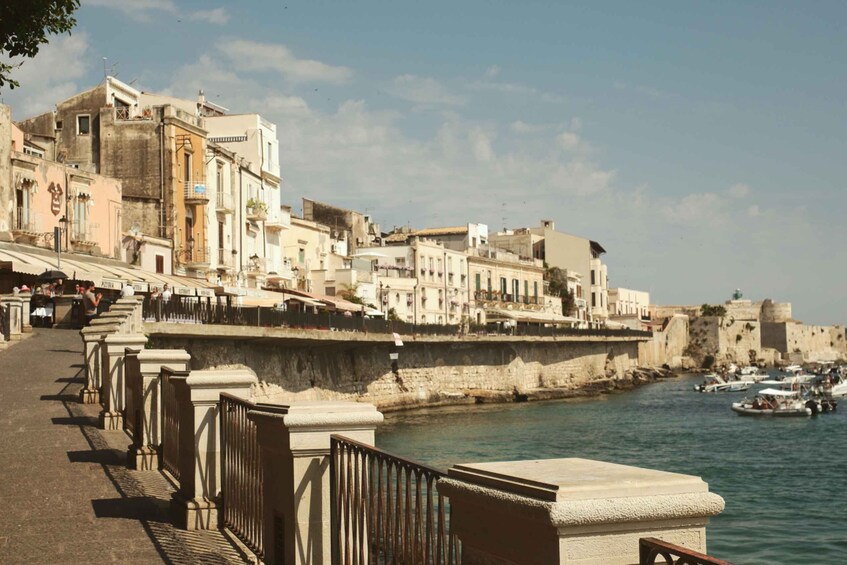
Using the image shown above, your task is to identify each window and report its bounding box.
[216,162,224,190]
[591,270,596,285]
[524,280,529,300]
[156,255,165,273]
[475,273,481,292]
[183,152,192,183]
[55,120,63,131]
[534,281,538,299]
[592,293,597,307]
[512,279,519,301]
[298,248,305,264]
[77,115,90,135]
[500,277,507,295]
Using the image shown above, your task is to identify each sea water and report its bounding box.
[377,374,847,563]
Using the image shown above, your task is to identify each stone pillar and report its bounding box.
[99,333,148,430]
[1,296,23,341]
[53,295,78,328]
[109,303,140,333]
[79,321,121,404]
[98,311,132,334]
[171,369,257,530]
[116,296,144,331]
[19,294,31,333]
[438,458,725,565]
[126,349,191,470]
[248,401,384,565]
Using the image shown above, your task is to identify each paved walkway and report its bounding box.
[0,329,248,564]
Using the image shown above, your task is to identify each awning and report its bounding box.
[0,242,218,296]
[485,308,581,325]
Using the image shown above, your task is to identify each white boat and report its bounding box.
[815,373,847,399]
[782,365,803,374]
[694,374,753,393]
[739,366,768,381]
[732,388,814,417]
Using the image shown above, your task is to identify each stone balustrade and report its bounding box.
[438,458,725,564]
[248,401,384,565]
[79,320,122,403]
[124,348,191,470]
[1,296,24,342]
[99,332,148,430]
[171,368,257,530]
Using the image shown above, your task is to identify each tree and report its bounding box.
[700,304,727,317]
[544,266,576,315]
[337,283,366,306]
[0,1,80,90]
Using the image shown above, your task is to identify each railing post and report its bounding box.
[126,348,191,470]
[99,331,148,430]
[247,401,383,565]
[79,320,121,404]
[171,369,257,530]
[438,458,725,564]
[1,296,23,341]
[19,294,32,333]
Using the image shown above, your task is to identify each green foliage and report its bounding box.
[544,266,576,315]
[700,304,727,317]
[387,307,401,322]
[337,282,365,305]
[0,1,80,90]
[246,198,268,212]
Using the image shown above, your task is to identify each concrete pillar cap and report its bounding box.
[137,349,191,362]
[250,400,384,430]
[104,333,149,346]
[185,369,258,388]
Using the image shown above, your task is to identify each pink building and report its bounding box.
[1,104,122,258]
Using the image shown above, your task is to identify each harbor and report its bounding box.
[378,371,847,563]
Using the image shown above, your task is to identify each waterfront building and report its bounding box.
[14,77,214,278]
[488,220,600,324]
[608,287,651,330]
[303,198,381,254]
[284,215,347,292]
[0,105,122,259]
[467,244,572,326]
[368,238,468,324]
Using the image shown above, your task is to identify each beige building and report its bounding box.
[1,107,123,259]
[609,288,650,318]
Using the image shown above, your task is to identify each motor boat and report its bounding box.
[782,365,803,374]
[732,388,814,417]
[811,373,847,399]
[738,366,768,382]
[694,374,753,393]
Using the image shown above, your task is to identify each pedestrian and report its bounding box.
[82,281,102,326]
[150,286,160,300]
[161,283,172,302]
[74,283,82,296]
[121,281,135,298]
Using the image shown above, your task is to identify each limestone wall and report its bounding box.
[148,332,642,410]
[638,315,689,368]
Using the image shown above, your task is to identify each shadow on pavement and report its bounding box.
[52,415,99,427]
[92,497,171,523]
[67,448,126,465]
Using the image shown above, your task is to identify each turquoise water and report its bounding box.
[376,374,847,564]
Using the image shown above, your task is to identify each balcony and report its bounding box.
[245,256,267,277]
[181,246,210,268]
[264,209,290,231]
[216,192,234,214]
[12,208,41,235]
[217,248,235,271]
[183,180,209,204]
[246,201,268,222]
[70,223,98,247]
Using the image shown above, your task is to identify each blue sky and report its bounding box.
[3,1,846,324]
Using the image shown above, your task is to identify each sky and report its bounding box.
[2,0,846,324]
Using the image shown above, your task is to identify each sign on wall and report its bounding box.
[47,183,63,216]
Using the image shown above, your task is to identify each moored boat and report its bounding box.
[695,374,753,393]
[731,388,813,417]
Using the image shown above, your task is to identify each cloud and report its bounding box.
[747,205,761,217]
[557,131,581,151]
[511,120,547,134]
[1,33,90,117]
[469,78,566,103]
[387,74,466,107]
[222,40,353,84]
[484,65,501,79]
[189,7,229,25]
[84,0,176,21]
[661,192,723,225]
[728,182,751,198]
[613,80,678,101]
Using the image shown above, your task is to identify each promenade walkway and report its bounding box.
[0,329,247,564]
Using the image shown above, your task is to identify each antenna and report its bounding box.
[501,202,507,231]
[102,57,108,79]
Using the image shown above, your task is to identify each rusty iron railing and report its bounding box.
[330,435,460,564]
[160,367,187,483]
[639,538,733,565]
[220,393,264,559]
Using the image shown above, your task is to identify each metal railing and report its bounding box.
[160,367,187,483]
[330,435,460,564]
[180,246,210,265]
[70,222,98,244]
[114,106,131,120]
[221,393,264,559]
[184,180,209,201]
[639,538,732,565]
[140,297,653,338]
[13,207,40,233]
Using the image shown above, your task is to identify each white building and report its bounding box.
[609,288,650,319]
